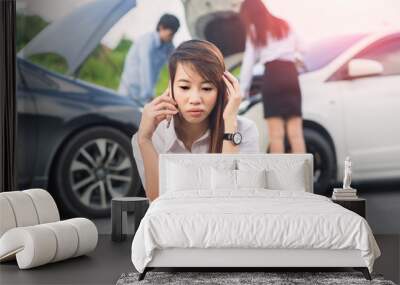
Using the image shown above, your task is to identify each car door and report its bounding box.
[331,36,400,179]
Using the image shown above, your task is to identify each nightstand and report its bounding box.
[331,197,366,218]
[111,197,149,242]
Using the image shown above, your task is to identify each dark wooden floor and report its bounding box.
[0,235,398,285]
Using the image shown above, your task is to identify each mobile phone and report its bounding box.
[166,115,172,128]
[166,81,172,128]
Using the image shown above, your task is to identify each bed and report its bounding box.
[131,154,381,281]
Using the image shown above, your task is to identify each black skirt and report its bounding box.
[261,60,302,119]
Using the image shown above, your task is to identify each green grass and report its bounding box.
[155,65,169,96]
[16,14,48,52]
[76,39,169,95]
[28,53,68,74]
[78,41,130,90]
[231,65,241,77]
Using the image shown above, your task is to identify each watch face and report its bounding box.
[233,133,242,145]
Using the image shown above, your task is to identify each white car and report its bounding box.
[239,31,400,194]
[183,0,400,194]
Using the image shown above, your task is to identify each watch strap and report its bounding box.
[223,133,233,140]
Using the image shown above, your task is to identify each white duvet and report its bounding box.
[131,190,380,273]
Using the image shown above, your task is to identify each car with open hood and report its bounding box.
[182,0,400,194]
[17,0,143,217]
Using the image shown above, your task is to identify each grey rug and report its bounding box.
[116,271,396,285]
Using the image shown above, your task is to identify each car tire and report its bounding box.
[302,128,336,196]
[52,126,141,217]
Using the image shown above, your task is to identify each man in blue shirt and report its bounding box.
[119,14,180,105]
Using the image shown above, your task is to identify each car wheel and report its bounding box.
[303,128,336,196]
[53,126,141,217]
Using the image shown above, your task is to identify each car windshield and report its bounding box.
[303,34,367,72]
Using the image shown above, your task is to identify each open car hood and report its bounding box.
[19,0,136,75]
[181,0,246,70]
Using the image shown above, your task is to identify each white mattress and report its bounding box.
[131,190,381,273]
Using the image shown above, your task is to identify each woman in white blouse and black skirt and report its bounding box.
[239,0,306,154]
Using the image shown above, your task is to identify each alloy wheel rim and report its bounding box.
[69,138,133,210]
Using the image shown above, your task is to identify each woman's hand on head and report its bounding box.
[138,87,178,142]
[223,71,242,120]
[222,71,242,121]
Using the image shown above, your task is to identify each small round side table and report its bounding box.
[111,197,149,242]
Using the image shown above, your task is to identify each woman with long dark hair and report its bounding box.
[131,40,259,201]
[239,0,306,154]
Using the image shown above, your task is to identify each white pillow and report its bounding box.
[211,168,268,190]
[236,169,268,189]
[211,168,236,190]
[238,159,308,191]
[266,162,307,191]
[166,162,211,191]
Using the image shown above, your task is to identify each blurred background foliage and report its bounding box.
[17,14,240,97]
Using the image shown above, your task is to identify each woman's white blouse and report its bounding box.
[131,115,260,190]
[239,25,306,96]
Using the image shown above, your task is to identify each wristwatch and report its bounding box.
[223,132,242,145]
